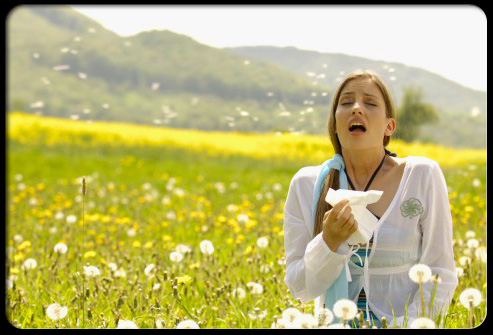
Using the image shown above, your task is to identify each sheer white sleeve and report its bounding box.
[283,173,349,303]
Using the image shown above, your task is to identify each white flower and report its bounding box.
[248,308,267,320]
[271,318,289,328]
[430,274,442,284]
[29,197,38,206]
[144,264,156,276]
[459,288,482,309]
[66,215,77,224]
[127,229,136,237]
[49,227,57,234]
[153,283,161,291]
[166,211,176,220]
[256,237,269,249]
[15,173,23,181]
[6,279,13,290]
[17,183,26,191]
[259,264,271,273]
[333,299,358,320]
[176,319,200,329]
[472,178,481,187]
[232,287,246,299]
[455,267,464,277]
[459,256,472,266]
[282,307,301,323]
[175,244,192,254]
[13,234,23,243]
[108,262,118,271]
[114,269,126,278]
[246,282,263,294]
[53,243,67,254]
[227,204,238,212]
[170,251,183,263]
[316,307,334,326]
[466,239,479,249]
[155,319,165,328]
[46,303,68,321]
[117,320,138,329]
[475,246,487,263]
[84,265,100,277]
[199,240,214,255]
[237,214,249,223]
[22,258,37,270]
[54,212,64,220]
[465,231,476,239]
[408,263,432,284]
[297,313,316,328]
[273,183,282,191]
[409,317,435,328]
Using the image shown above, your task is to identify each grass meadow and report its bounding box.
[6,112,486,328]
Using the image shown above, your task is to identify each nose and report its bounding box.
[351,102,363,114]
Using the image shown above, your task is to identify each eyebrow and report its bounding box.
[340,91,378,98]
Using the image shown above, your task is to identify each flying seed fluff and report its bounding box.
[312,70,397,238]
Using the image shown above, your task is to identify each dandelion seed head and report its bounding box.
[83,265,100,277]
[333,299,358,320]
[455,267,464,277]
[108,262,118,271]
[256,237,269,249]
[459,288,482,309]
[199,240,214,255]
[46,303,68,321]
[282,307,301,323]
[170,251,184,263]
[232,287,246,299]
[66,215,77,224]
[176,319,200,329]
[465,231,476,239]
[144,264,156,276]
[116,320,138,329]
[408,263,432,283]
[459,256,472,266]
[22,258,37,270]
[317,307,334,326]
[13,234,23,243]
[466,239,479,249]
[54,243,68,254]
[246,282,263,294]
[409,317,435,328]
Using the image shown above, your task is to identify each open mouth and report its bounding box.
[349,124,366,133]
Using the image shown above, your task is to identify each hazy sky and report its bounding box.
[69,5,487,92]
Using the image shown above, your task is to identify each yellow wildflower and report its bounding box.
[17,241,31,251]
[133,241,141,248]
[84,251,97,258]
[176,275,192,284]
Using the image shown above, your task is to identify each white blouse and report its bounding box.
[283,156,458,327]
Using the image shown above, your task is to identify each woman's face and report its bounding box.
[335,77,395,152]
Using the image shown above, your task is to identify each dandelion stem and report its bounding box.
[81,177,86,328]
[419,282,425,317]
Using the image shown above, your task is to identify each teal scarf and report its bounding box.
[310,153,350,321]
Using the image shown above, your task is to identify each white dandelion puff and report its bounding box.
[116,320,138,329]
[466,239,479,249]
[256,237,269,249]
[408,263,432,283]
[409,317,435,329]
[199,240,214,255]
[232,287,246,299]
[46,303,68,321]
[13,234,23,243]
[459,256,472,266]
[66,215,77,224]
[475,247,487,263]
[170,251,184,263]
[175,244,192,254]
[153,283,161,291]
[53,243,67,254]
[316,307,334,326]
[455,267,464,277]
[246,282,263,294]
[271,318,288,328]
[459,288,482,309]
[333,299,358,320]
[297,314,316,328]
[127,229,136,237]
[465,231,476,238]
[84,265,100,277]
[176,320,200,329]
[114,269,126,278]
[237,214,249,223]
[273,183,282,191]
[108,262,118,272]
[22,258,37,270]
[282,307,301,324]
[472,178,481,188]
[144,264,156,277]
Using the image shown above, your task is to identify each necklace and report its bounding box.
[344,153,387,192]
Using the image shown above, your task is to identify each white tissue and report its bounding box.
[325,188,384,245]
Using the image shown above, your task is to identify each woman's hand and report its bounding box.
[322,199,358,252]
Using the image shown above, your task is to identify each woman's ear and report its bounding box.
[385,118,396,136]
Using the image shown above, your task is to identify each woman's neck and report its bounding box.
[341,147,386,190]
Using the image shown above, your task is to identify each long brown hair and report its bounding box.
[312,70,396,237]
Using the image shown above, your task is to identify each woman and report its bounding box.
[283,70,457,328]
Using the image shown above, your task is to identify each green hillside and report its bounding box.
[227,46,487,148]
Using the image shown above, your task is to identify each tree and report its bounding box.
[394,86,439,142]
